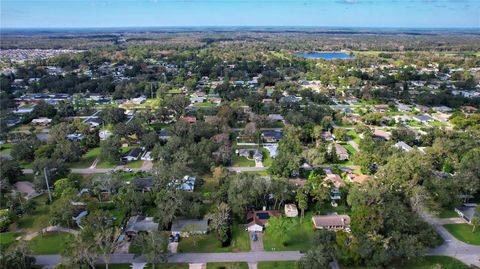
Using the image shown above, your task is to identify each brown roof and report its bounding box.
[312,215,351,228]
[346,173,372,184]
[324,174,344,188]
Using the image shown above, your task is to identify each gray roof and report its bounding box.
[126,215,159,233]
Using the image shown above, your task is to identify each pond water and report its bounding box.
[293,52,356,60]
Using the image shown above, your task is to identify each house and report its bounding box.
[31,118,52,125]
[13,107,34,114]
[132,177,153,192]
[179,117,197,123]
[455,205,479,224]
[261,130,283,143]
[373,129,391,141]
[322,131,334,142]
[312,214,351,230]
[190,97,206,104]
[171,175,196,192]
[284,204,298,218]
[374,105,389,113]
[158,130,170,140]
[327,143,349,161]
[171,218,209,237]
[346,173,371,184]
[66,133,84,142]
[237,149,263,162]
[122,148,143,162]
[245,210,282,232]
[267,114,285,123]
[394,141,413,152]
[125,215,159,237]
[324,174,344,189]
[85,117,104,128]
[413,115,434,124]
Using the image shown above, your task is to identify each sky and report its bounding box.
[1,0,479,29]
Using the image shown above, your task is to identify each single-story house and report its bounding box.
[125,215,159,237]
[31,118,52,125]
[284,204,298,218]
[394,141,413,152]
[178,117,197,124]
[413,115,434,124]
[66,133,84,142]
[263,144,278,158]
[123,148,143,162]
[261,130,283,143]
[267,114,285,123]
[312,214,351,230]
[245,210,282,232]
[373,129,391,141]
[171,218,209,237]
[171,175,196,192]
[346,173,371,184]
[190,97,206,104]
[132,177,153,192]
[327,143,349,161]
[85,117,104,128]
[322,131,334,142]
[455,205,479,224]
[237,149,263,162]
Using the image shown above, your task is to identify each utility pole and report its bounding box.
[44,167,52,203]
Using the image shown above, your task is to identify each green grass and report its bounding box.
[193,102,217,107]
[429,121,448,127]
[96,160,118,168]
[14,195,50,232]
[28,232,73,254]
[0,143,13,154]
[443,224,480,245]
[207,262,248,269]
[231,155,255,167]
[263,216,315,251]
[69,147,100,168]
[178,225,250,253]
[0,232,18,249]
[96,264,132,269]
[340,143,357,155]
[261,148,273,167]
[346,130,361,144]
[126,160,144,168]
[437,208,458,218]
[340,256,468,269]
[258,261,297,269]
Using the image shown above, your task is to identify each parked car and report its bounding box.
[174,233,180,242]
[252,233,258,241]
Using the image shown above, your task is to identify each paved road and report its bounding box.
[422,212,480,266]
[227,167,268,172]
[35,251,304,266]
[23,168,147,174]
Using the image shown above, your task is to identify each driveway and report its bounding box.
[422,212,480,266]
[249,232,264,252]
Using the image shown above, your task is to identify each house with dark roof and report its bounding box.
[455,204,479,224]
[261,130,283,143]
[245,210,282,232]
[122,148,143,162]
[171,218,209,237]
[125,215,159,237]
[132,177,153,192]
[413,115,434,124]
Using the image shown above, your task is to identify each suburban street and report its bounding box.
[34,251,304,266]
[422,212,480,266]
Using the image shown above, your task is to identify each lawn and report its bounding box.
[437,208,458,218]
[443,224,480,245]
[340,256,468,269]
[0,232,18,249]
[263,216,315,251]
[126,160,144,168]
[261,148,273,167]
[14,195,51,232]
[96,160,118,168]
[0,143,13,154]
[346,130,361,144]
[207,263,248,269]
[144,264,188,269]
[231,155,255,167]
[258,261,297,269]
[28,232,74,254]
[340,143,357,155]
[69,147,100,168]
[193,102,217,107]
[178,225,250,253]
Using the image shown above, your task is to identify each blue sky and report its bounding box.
[1,0,479,28]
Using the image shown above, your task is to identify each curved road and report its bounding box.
[422,212,480,266]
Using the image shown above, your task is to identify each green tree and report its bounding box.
[132,231,168,269]
[100,136,121,164]
[295,188,308,222]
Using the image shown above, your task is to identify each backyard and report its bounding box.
[0,232,18,249]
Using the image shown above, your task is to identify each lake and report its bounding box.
[293,52,356,60]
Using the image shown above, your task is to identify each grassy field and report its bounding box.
[14,195,51,232]
[444,224,480,245]
[346,130,361,144]
[231,155,255,167]
[178,225,250,253]
[0,232,18,249]
[263,216,315,251]
[341,256,468,269]
[28,232,73,254]
[258,261,297,269]
[126,159,144,168]
[0,143,13,154]
[438,208,458,218]
[69,147,100,168]
[207,262,249,269]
